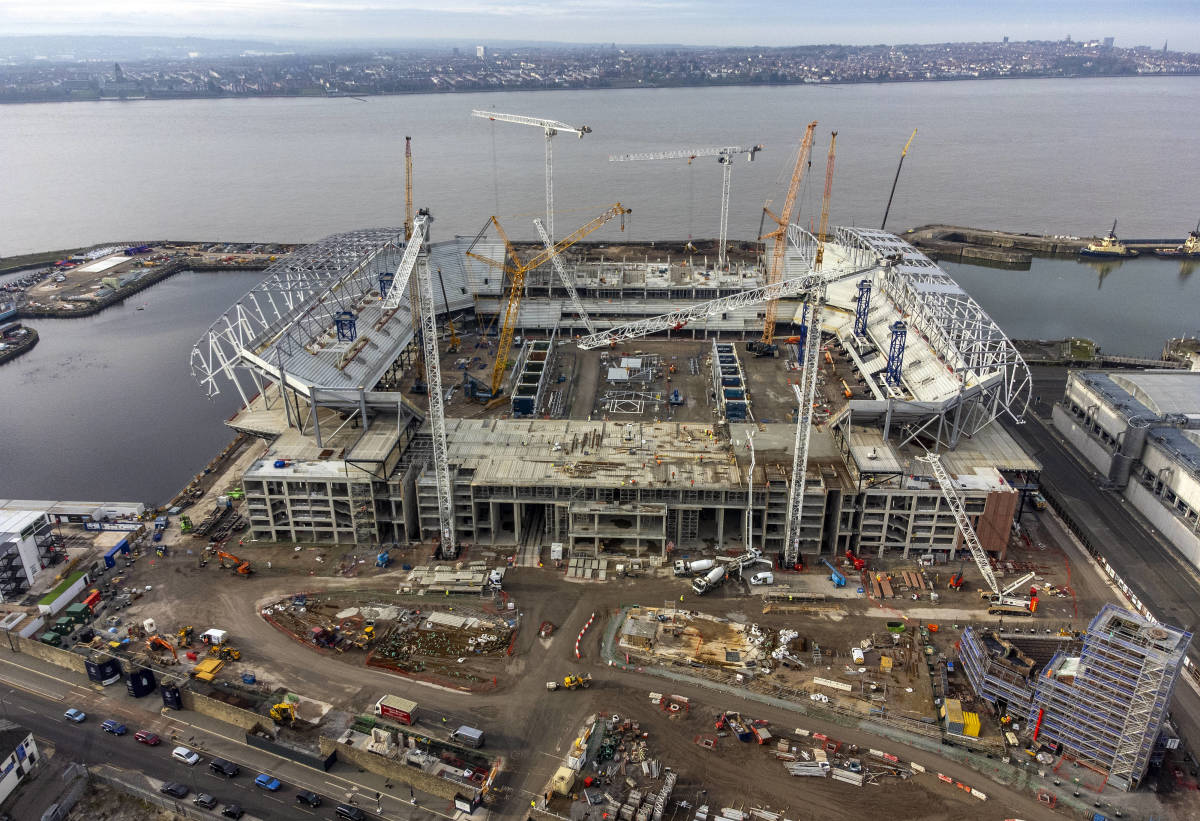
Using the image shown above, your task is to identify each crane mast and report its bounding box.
[412,217,456,559]
[609,144,763,268]
[760,122,818,345]
[471,109,591,242]
[783,294,824,568]
[404,136,414,242]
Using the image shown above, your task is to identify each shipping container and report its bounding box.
[450,725,484,748]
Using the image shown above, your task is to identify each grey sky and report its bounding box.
[1,0,1193,50]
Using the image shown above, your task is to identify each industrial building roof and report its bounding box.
[1077,370,1200,477]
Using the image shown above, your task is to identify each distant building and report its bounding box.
[0,720,39,805]
[960,604,1191,791]
[1002,36,1009,45]
[1103,37,1115,49]
[476,45,486,60]
[0,511,57,603]
[1053,369,1200,570]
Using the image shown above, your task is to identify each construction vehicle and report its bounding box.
[821,558,846,588]
[376,550,392,568]
[691,565,727,595]
[844,549,865,571]
[210,645,241,661]
[177,625,194,647]
[269,702,297,723]
[920,454,1035,617]
[146,635,178,662]
[948,561,966,590]
[465,204,630,405]
[215,551,252,575]
[759,122,818,349]
[562,673,593,690]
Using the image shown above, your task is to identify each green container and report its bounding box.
[66,603,91,624]
[52,617,75,635]
[39,632,62,647]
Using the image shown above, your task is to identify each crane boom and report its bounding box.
[814,132,837,270]
[471,109,591,241]
[783,297,824,567]
[610,145,762,269]
[381,221,425,311]
[919,453,999,596]
[577,261,878,350]
[404,136,414,242]
[534,217,595,334]
[761,122,818,345]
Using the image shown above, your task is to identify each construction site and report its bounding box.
[4,116,1195,821]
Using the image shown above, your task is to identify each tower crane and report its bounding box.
[402,137,425,391]
[918,453,1032,615]
[467,203,629,400]
[470,109,592,242]
[814,132,837,271]
[758,122,817,352]
[534,217,595,335]
[609,144,763,269]
[410,214,457,559]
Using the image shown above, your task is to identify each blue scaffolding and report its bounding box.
[853,279,871,337]
[334,310,358,343]
[885,320,906,386]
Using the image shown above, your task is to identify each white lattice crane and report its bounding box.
[609,144,763,269]
[471,109,592,242]
[534,217,595,335]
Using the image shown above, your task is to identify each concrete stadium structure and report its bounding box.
[191,222,1039,565]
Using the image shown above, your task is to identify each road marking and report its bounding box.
[0,677,63,701]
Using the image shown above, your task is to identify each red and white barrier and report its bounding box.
[575,612,596,659]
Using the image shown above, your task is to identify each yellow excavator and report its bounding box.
[209,645,242,661]
[177,625,194,647]
[269,703,297,723]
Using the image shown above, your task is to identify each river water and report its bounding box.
[1,77,1198,502]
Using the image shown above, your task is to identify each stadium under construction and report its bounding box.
[190,214,1040,568]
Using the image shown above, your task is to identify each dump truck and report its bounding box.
[691,565,726,595]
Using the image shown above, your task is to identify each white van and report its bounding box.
[749,571,774,586]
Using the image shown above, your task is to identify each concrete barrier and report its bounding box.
[14,635,89,675]
[317,736,470,804]
[179,689,267,733]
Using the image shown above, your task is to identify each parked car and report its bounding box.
[159,782,189,798]
[63,708,86,723]
[172,746,201,766]
[209,758,240,777]
[220,805,244,819]
[334,805,367,821]
[254,774,281,791]
[193,793,217,809]
[100,719,128,736]
[134,730,161,745]
[296,790,322,807]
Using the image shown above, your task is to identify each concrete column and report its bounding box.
[489,501,499,546]
[716,507,725,548]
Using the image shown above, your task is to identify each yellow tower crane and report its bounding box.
[404,137,427,392]
[466,203,630,402]
[759,121,818,349]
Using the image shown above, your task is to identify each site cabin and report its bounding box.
[374,695,417,725]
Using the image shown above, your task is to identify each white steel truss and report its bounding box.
[381,217,426,310]
[415,244,456,559]
[837,227,1033,448]
[534,217,595,334]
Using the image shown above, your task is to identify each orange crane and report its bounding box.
[403,137,427,394]
[466,203,630,401]
[146,635,178,661]
[215,550,252,575]
[404,136,414,242]
[759,121,818,349]
[814,131,837,271]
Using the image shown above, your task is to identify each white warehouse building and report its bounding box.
[1054,370,1200,568]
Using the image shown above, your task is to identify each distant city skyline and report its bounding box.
[1,0,1195,52]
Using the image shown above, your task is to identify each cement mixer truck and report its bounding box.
[691,565,727,595]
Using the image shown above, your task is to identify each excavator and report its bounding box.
[177,625,194,647]
[215,550,252,575]
[146,635,178,662]
[269,702,297,723]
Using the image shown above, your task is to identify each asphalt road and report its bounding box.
[0,656,441,821]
